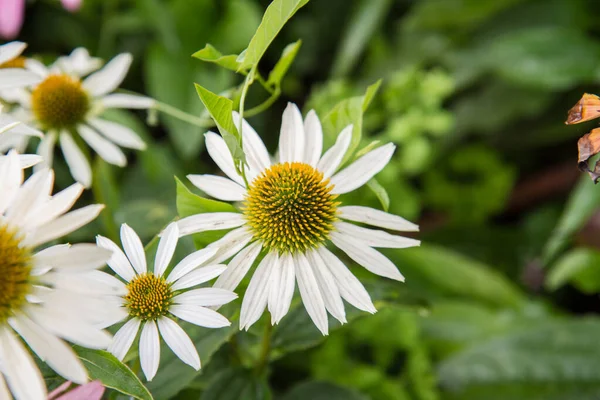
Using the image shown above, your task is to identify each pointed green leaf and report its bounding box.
[266,40,302,87]
[193,44,241,71]
[367,178,390,211]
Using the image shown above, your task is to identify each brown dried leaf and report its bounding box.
[566,93,600,125]
[578,128,600,183]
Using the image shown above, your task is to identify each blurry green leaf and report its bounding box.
[92,157,119,240]
[193,44,240,71]
[366,178,389,211]
[542,174,600,266]
[267,40,302,87]
[136,0,180,51]
[202,368,271,400]
[283,381,368,400]
[194,84,244,163]
[238,0,310,71]
[74,347,153,400]
[546,248,600,293]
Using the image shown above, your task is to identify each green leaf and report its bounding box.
[546,248,600,293]
[283,381,368,400]
[202,368,271,400]
[194,84,244,163]
[73,346,153,400]
[238,0,310,71]
[193,44,240,71]
[266,40,302,87]
[366,178,389,211]
[322,80,382,164]
[92,157,119,241]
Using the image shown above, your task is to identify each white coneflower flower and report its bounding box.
[0,151,126,400]
[0,41,41,90]
[177,103,420,335]
[98,223,237,381]
[1,48,154,187]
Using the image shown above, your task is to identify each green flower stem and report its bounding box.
[237,64,257,187]
[255,322,273,376]
[153,101,215,128]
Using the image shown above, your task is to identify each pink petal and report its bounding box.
[61,0,82,12]
[55,381,105,400]
[0,0,25,39]
[48,381,72,400]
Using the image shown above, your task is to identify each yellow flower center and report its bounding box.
[125,273,173,321]
[0,224,33,324]
[0,56,26,69]
[31,74,90,130]
[243,162,339,254]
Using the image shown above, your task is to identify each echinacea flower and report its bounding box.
[1,48,154,187]
[178,104,420,335]
[0,41,41,89]
[0,151,126,400]
[98,223,237,381]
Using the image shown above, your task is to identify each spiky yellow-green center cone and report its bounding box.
[244,162,339,254]
[31,74,90,131]
[125,273,173,321]
[0,56,26,69]
[0,224,33,324]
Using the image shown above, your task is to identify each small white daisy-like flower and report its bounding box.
[2,48,154,187]
[0,151,126,400]
[0,41,42,90]
[98,223,237,382]
[178,103,421,335]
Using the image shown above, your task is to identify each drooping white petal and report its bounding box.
[330,143,395,194]
[100,93,155,109]
[89,118,146,150]
[120,223,147,275]
[0,326,46,400]
[25,58,49,77]
[154,223,179,277]
[267,253,281,320]
[167,247,218,283]
[187,174,246,202]
[307,249,346,323]
[278,103,305,163]
[0,373,10,400]
[22,183,84,230]
[9,315,88,384]
[338,205,419,232]
[204,131,245,186]
[213,241,262,292]
[330,231,404,281]
[205,227,253,265]
[316,125,352,179]
[108,318,140,361]
[34,243,112,271]
[157,317,200,370]
[232,111,271,174]
[177,212,246,236]
[5,168,53,225]
[269,252,295,324]
[173,288,237,307]
[239,251,276,330]
[294,253,329,335]
[335,221,421,248]
[40,271,126,297]
[170,264,226,291]
[316,247,376,313]
[0,113,42,137]
[83,53,133,97]
[0,41,26,64]
[0,151,22,214]
[36,131,57,170]
[60,132,92,187]
[170,304,231,328]
[78,125,127,167]
[303,109,323,167]
[0,69,41,90]
[139,321,160,381]
[96,235,136,282]
[18,154,43,169]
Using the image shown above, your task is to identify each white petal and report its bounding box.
[204,131,244,186]
[330,231,404,281]
[267,253,281,319]
[177,212,245,236]
[154,223,179,277]
[269,252,295,324]
[108,318,140,361]
[335,221,420,248]
[96,235,136,281]
[316,124,352,178]
[18,154,43,169]
[170,264,226,291]
[36,131,57,170]
[100,93,155,109]
[0,41,26,64]
[24,58,49,77]
[139,321,160,381]
[0,69,41,90]
[89,118,146,150]
[157,317,200,370]
[239,251,276,330]
[317,247,376,313]
[0,151,22,214]
[0,326,46,400]
[306,250,346,323]
[0,373,10,400]
[34,243,111,271]
[5,168,53,225]
[330,143,395,194]
[60,132,92,187]
[167,247,218,283]
[83,53,132,97]
[120,224,147,275]
[338,205,419,232]
[303,109,323,167]
[173,288,237,307]
[206,227,253,265]
[22,183,84,230]
[40,271,126,297]
[9,315,88,384]
[295,253,329,335]
[278,103,305,163]
[78,124,126,167]
[187,174,246,202]
[232,111,271,174]
[0,113,42,137]
[23,204,104,248]
[213,241,262,291]
[170,304,231,328]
